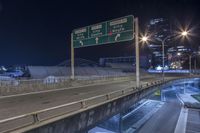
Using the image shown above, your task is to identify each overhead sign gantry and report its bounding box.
[70,15,140,87]
[72,15,134,48]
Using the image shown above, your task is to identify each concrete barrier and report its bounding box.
[0,79,163,133]
[38,102,83,122]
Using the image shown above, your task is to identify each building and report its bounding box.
[99,56,150,70]
[147,18,171,68]
[146,18,192,70]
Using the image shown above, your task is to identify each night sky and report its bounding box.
[0,0,199,65]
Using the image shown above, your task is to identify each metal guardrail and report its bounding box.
[0,79,164,133]
[1,75,196,133]
[0,74,129,87]
[0,74,135,86]
[0,74,137,96]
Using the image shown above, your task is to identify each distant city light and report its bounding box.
[155,65,162,71]
[155,65,169,71]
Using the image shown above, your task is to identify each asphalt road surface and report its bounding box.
[137,85,182,133]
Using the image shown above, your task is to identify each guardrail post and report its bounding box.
[122,90,125,95]
[106,94,110,100]
[33,114,40,124]
[81,101,86,108]
[136,86,140,91]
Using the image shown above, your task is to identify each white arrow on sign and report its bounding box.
[80,41,83,46]
[115,34,120,41]
[95,37,99,44]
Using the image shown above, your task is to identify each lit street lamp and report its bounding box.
[141,36,148,42]
[181,31,188,36]
[141,31,189,81]
[156,36,171,81]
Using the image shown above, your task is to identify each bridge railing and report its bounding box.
[0,79,166,133]
[0,74,148,96]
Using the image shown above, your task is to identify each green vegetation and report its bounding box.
[191,94,200,102]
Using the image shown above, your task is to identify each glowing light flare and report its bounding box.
[140,33,150,43]
[173,28,192,43]
[181,31,188,37]
[177,52,181,56]
[141,36,148,42]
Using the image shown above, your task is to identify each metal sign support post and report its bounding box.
[134,18,140,88]
[71,33,75,80]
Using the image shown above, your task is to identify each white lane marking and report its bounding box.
[174,107,188,133]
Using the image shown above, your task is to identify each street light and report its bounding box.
[181,31,188,36]
[141,31,189,81]
[141,36,148,42]
[155,37,168,81]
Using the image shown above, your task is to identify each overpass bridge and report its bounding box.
[0,74,198,133]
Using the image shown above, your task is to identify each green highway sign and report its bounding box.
[89,22,107,38]
[72,15,134,48]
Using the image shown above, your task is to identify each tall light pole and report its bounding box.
[135,18,140,88]
[142,35,169,81]
[181,31,193,76]
[155,37,170,81]
[142,30,189,81]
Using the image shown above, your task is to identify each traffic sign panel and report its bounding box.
[73,27,88,41]
[89,22,107,38]
[72,15,134,48]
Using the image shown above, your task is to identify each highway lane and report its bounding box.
[0,76,162,121]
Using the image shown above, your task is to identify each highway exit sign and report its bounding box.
[72,15,134,48]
